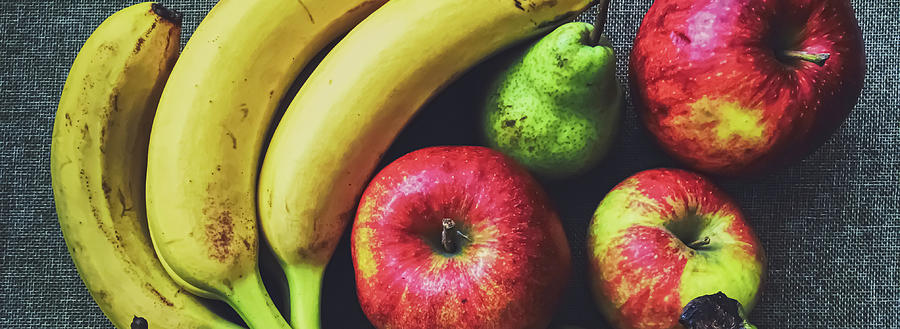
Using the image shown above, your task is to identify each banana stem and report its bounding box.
[285,265,325,329]
[226,270,292,329]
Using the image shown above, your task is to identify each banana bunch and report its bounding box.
[53,0,594,328]
[51,3,241,329]
[145,0,387,327]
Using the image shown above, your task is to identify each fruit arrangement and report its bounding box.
[50,0,864,328]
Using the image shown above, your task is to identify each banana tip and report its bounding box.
[152,3,183,26]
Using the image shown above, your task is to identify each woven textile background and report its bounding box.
[1,0,898,328]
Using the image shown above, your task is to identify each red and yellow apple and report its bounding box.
[587,168,765,329]
[352,146,570,329]
[630,0,865,175]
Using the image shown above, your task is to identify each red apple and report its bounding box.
[352,146,571,329]
[630,0,865,175]
[587,168,765,329]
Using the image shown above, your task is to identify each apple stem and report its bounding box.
[441,218,459,253]
[688,236,711,249]
[457,230,472,242]
[589,0,612,45]
[782,50,830,66]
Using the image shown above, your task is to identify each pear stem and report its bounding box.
[688,236,711,249]
[782,50,830,66]
[590,0,613,45]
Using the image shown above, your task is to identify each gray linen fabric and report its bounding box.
[1,0,898,328]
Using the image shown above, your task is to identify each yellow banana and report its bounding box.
[259,0,594,325]
[145,0,386,328]
[51,3,242,329]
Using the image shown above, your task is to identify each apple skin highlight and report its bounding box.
[588,168,765,329]
[352,146,571,329]
[630,0,865,175]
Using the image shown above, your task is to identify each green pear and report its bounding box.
[483,17,621,178]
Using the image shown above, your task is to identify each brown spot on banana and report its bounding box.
[99,126,107,152]
[73,240,86,253]
[134,37,145,54]
[93,289,110,305]
[79,168,108,238]
[297,0,315,24]
[515,0,525,10]
[117,189,132,218]
[99,42,118,55]
[205,209,234,263]
[515,0,559,11]
[134,13,162,55]
[202,193,237,262]
[296,208,355,264]
[295,239,332,265]
[144,283,174,307]
[225,130,237,149]
[101,182,112,201]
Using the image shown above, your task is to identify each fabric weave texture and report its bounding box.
[1,0,898,328]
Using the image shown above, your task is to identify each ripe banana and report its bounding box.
[145,0,386,328]
[259,0,594,325]
[51,3,242,329]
